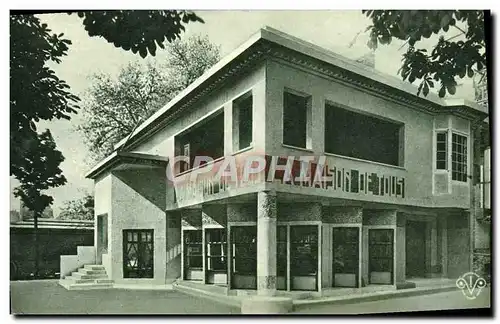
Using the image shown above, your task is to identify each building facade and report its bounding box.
[80,27,488,294]
[472,69,491,282]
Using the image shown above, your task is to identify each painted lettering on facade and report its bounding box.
[172,155,406,204]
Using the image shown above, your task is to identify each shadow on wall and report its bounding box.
[113,168,166,210]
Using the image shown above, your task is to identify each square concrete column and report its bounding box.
[257,190,277,296]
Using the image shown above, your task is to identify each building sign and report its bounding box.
[172,155,406,204]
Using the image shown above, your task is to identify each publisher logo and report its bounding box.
[456,272,487,300]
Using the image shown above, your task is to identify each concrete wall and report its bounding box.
[447,211,471,278]
[228,203,257,223]
[322,207,362,224]
[166,211,181,282]
[109,168,168,285]
[395,213,406,284]
[474,219,491,250]
[94,174,112,264]
[277,203,321,222]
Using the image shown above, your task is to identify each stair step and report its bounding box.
[72,272,108,279]
[96,279,114,284]
[60,280,113,290]
[64,276,95,284]
[84,264,106,270]
[78,268,107,275]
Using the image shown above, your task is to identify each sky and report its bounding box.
[10,10,478,214]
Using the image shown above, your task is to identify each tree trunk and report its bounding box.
[33,212,39,279]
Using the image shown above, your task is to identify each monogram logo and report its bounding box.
[456,272,487,300]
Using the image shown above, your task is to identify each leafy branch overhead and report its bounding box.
[363,10,486,97]
[71,10,204,58]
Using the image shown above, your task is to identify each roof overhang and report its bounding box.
[85,151,169,180]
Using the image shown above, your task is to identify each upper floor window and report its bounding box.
[283,90,311,149]
[436,131,448,170]
[452,133,468,182]
[233,92,253,151]
[175,110,224,173]
[325,104,404,167]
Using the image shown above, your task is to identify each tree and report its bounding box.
[166,34,221,90]
[71,11,204,58]
[58,194,95,221]
[78,35,221,163]
[10,11,204,277]
[78,63,173,164]
[363,10,486,98]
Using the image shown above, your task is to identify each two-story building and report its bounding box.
[65,27,488,294]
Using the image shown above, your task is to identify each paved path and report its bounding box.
[10,280,239,314]
[11,280,491,315]
[293,288,491,314]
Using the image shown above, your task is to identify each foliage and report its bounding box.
[11,130,67,216]
[10,14,78,215]
[78,63,173,163]
[58,194,95,220]
[71,10,204,58]
[363,10,486,97]
[78,35,220,164]
[166,34,221,89]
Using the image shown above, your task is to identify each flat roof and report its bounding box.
[88,26,487,177]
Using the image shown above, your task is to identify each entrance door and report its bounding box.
[332,227,359,287]
[123,229,154,278]
[406,221,426,278]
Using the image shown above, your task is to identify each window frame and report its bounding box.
[451,132,468,183]
[233,91,253,152]
[282,88,312,150]
[435,130,448,171]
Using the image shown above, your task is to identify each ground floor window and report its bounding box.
[123,229,154,279]
[290,225,318,291]
[333,227,359,287]
[231,226,257,289]
[368,229,394,285]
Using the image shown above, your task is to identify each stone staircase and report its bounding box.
[59,265,114,290]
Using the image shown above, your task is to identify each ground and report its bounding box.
[293,288,491,314]
[10,280,239,314]
[10,280,491,315]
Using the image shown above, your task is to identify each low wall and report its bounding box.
[60,246,96,279]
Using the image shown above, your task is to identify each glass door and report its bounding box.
[205,228,227,285]
[183,230,203,280]
[368,229,394,285]
[333,227,359,287]
[230,226,257,289]
[290,225,318,291]
[123,229,154,278]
